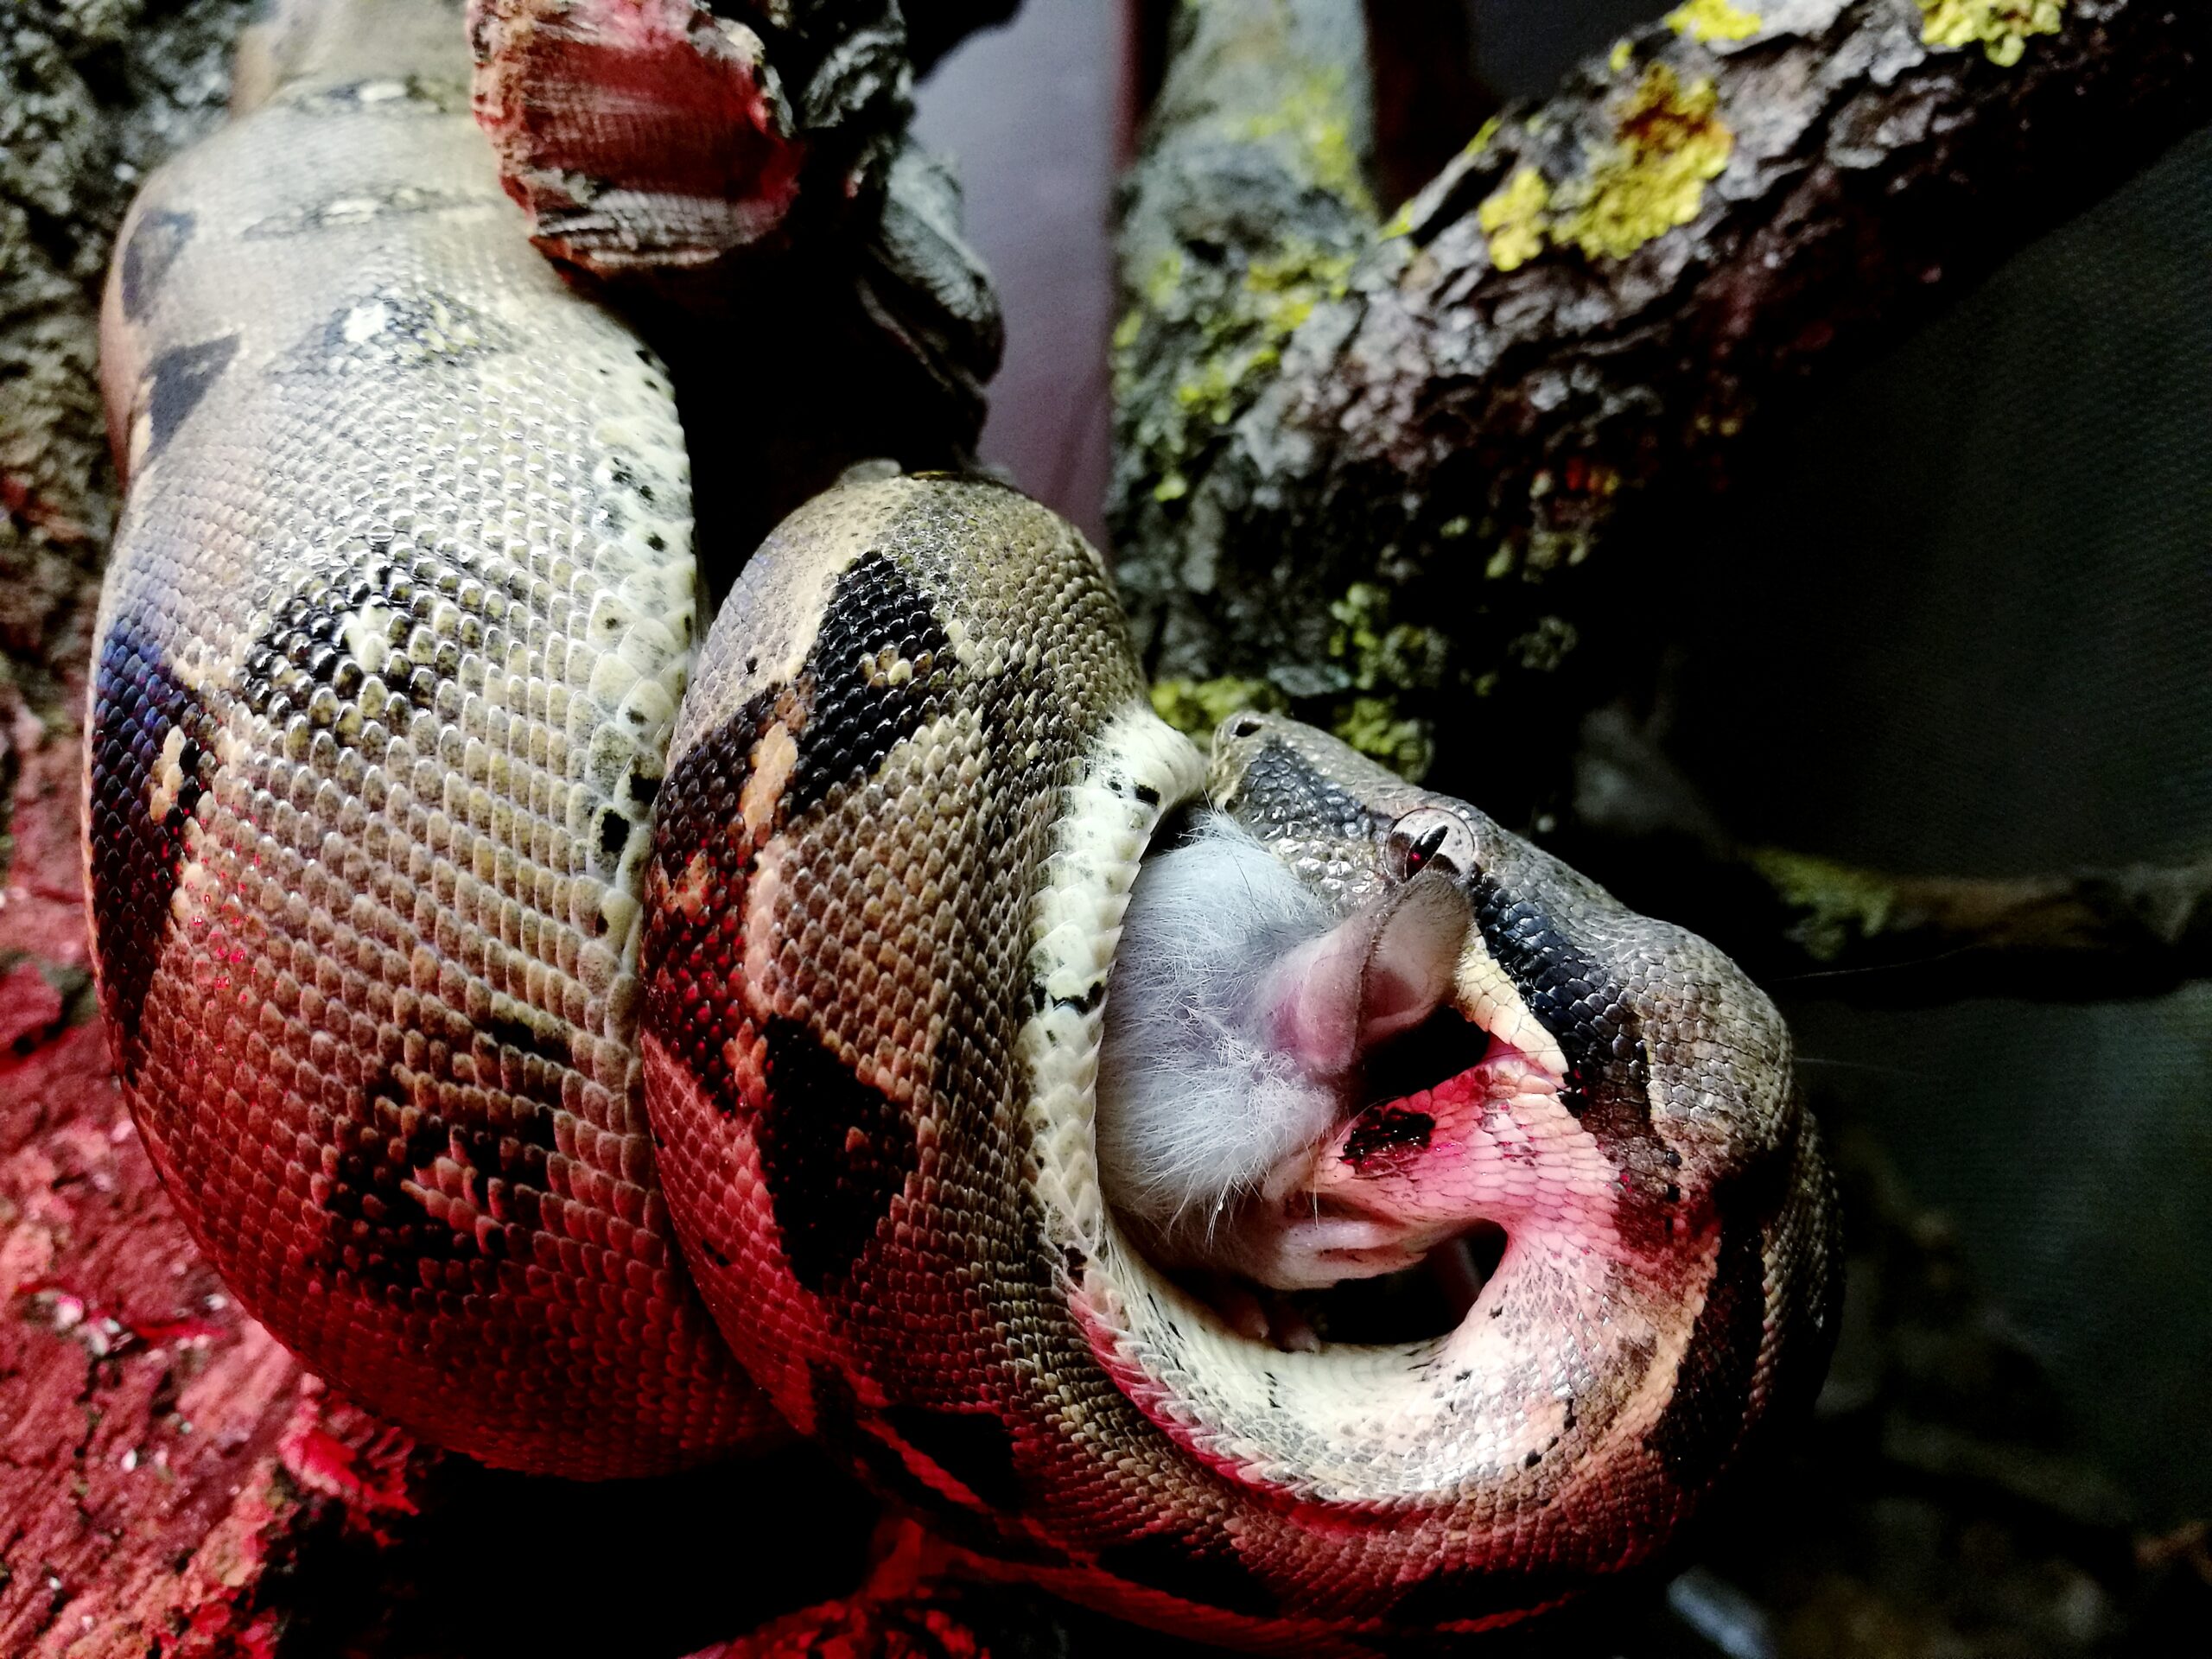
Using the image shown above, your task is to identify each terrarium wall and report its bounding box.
[1662,121,2212,1525]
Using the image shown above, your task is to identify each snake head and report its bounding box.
[1097,710,1826,1343]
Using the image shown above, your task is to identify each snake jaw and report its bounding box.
[1243,1032,1567,1294]
[1198,873,1589,1301]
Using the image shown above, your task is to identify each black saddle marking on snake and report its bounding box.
[782,551,954,819]
[1644,1108,1831,1491]
[1643,1197,1770,1488]
[1469,877,1655,1146]
[758,1014,918,1291]
[237,569,385,726]
[143,334,238,462]
[1233,735,1389,841]
[276,286,511,378]
[119,208,194,321]
[321,1007,573,1292]
[86,619,216,1073]
[321,1068,477,1294]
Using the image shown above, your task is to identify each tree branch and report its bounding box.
[1113,0,2212,804]
[1565,707,2212,1001]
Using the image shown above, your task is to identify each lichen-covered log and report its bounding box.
[2,0,257,711]
[1112,0,1389,749]
[1114,0,2212,810]
[1738,848,2212,997]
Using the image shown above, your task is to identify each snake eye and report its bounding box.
[1386,807,1476,882]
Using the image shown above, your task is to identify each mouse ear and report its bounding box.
[1357,870,1471,1046]
[1266,871,1471,1076]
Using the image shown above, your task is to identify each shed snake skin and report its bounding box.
[85,0,1840,1645]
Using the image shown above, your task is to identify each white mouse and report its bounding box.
[1095,813,1472,1302]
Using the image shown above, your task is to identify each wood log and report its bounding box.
[1113,0,2212,814]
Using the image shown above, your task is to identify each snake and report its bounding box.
[83,0,1840,1647]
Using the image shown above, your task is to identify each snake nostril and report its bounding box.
[1227,714,1263,739]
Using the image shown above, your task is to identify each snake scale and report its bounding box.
[84,0,1840,1646]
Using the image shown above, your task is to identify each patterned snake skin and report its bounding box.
[88,0,767,1474]
[86,0,1840,1643]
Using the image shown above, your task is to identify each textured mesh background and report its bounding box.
[1666,127,2212,1523]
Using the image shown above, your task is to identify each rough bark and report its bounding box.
[1113,0,2212,815]
[2,0,256,711]
[0,1029,436,1659]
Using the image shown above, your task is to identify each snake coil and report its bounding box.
[85,0,1839,1646]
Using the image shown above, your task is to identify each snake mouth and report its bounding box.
[1197,1221,1509,1351]
[1183,1007,1561,1351]
[1361,1000,1497,1119]
[1092,784,1575,1353]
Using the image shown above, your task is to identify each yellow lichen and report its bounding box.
[1332,697,1433,781]
[1752,849,1899,961]
[1608,39,1635,74]
[1150,677,1284,740]
[1173,356,1243,424]
[1667,0,1763,42]
[1327,584,1448,702]
[1144,249,1185,308]
[1478,166,1553,272]
[1554,63,1733,262]
[1917,0,2064,66]
[1246,244,1353,319]
[1241,69,1376,215]
[1126,233,1357,512]
[1162,241,1352,428]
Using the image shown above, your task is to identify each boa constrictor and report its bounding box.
[85,0,1839,1645]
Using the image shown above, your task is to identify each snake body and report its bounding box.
[89,0,766,1473]
[86,0,1840,1643]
